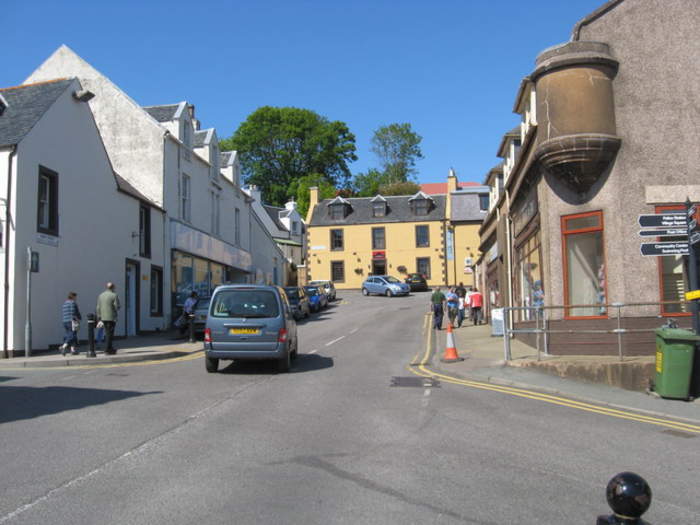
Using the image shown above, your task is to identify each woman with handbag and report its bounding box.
[61,292,82,356]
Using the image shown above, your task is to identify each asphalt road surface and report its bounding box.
[0,291,698,524]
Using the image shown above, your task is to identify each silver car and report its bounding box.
[309,280,336,301]
[361,275,411,297]
[204,285,298,373]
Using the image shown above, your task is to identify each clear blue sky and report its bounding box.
[4,0,604,185]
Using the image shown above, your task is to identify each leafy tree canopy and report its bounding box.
[352,169,389,197]
[377,181,422,196]
[370,123,423,183]
[289,173,337,218]
[220,106,357,207]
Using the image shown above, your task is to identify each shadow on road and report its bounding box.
[0,376,17,384]
[296,301,341,325]
[218,353,334,375]
[0,386,162,424]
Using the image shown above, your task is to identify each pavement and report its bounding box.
[0,332,203,368]
[430,319,700,424]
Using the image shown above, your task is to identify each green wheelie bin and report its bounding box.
[654,327,700,400]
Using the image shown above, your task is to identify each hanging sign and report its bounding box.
[638,228,687,237]
[638,214,687,228]
[640,242,689,256]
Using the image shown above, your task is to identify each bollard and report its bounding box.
[188,314,196,343]
[596,472,651,524]
[86,313,97,358]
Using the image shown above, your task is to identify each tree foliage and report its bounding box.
[370,123,423,183]
[220,106,357,207]
[377,181,421,196]
[289,173,337,218]
[352,169,389,197]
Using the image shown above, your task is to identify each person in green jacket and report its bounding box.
[96,282,120,354]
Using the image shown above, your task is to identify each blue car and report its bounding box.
[361,275,411,297]
[304,286,327,312]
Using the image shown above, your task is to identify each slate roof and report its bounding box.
[0,79,74,147]
[263,204,287,232]
[309,194,446,226]
[193,129,209,147]
[220,151,233,166]
[450,192,488,222]
[143,104,179,122]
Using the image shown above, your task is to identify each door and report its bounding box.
[125,260,140,336]
[372,260,386,276]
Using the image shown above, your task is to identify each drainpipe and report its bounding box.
[3,146,16,359]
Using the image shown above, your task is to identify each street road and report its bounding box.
[0,291,698,524]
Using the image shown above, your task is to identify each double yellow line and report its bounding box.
[410,314,700,435]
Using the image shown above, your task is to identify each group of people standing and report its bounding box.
[60,282,120,356]
[430,282,483,330]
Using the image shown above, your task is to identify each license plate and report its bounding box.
[229,328,260,335]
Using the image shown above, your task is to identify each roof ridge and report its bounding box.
[1,77,71,92]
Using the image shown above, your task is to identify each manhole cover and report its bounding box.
[390,376,440,388]
[661,429,697,439]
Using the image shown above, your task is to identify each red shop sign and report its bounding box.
[372,251,386,259]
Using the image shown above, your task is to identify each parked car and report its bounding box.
[204,285,298,373]
[304,285,328,312]
[404,273,429,291]
[309,280,336,301]
[284,286,311,320]
[361,275,411,297]
[193,296,211,334]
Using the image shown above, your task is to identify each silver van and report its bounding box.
[204,285,298,373]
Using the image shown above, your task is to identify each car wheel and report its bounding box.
[385,289,393,298]
[291,338,298,360]
[205,356,219,373]
[277,348,291,373]
[362,288,369,296]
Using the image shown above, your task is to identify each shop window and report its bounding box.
[415,225,429,247]
[657,205,692,315]
[37,166,59,236]
[514,231,543,321]
[416,257,431,279]
[330,229,344,250]
[372,227,385,249]
[331,261,345,282]
[150,266,163,316]
[562,211,607,318]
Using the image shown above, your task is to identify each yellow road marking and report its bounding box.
[409,326,700,435]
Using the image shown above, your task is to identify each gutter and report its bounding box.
[3,146,16,359]
[571,0,626,41]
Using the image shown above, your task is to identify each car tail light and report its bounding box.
[204,328,212,343]
[278,328,288,343]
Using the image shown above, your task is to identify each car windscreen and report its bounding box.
[385,276,400,283]
[304,287,319,296]
[210,290,280,318]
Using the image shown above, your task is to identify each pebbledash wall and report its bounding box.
[477,0,700,355]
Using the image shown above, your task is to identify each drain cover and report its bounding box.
[661,429,697,439]
[390,376,440,388]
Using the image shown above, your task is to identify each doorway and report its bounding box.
[372,259,386,275]
[125,259,140,336]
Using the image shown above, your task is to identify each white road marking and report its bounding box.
[349,328,359,335]
[325,336,345,347]
[308,349,318,355]
[422,388,431,407]
[60,375,77,381]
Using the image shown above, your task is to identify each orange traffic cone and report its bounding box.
[440,324,464,363]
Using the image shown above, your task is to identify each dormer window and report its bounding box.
[0,94,7,116]
[408,191,433,216]
[330,204,345,220]
[370,194,387,217]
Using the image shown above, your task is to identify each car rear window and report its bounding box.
[285,289,299,300]
[210,290,280,318]
[304,287,318,296]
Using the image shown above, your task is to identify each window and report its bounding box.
[291,221,299,234]
[150,266,163,316]
[139,204,151,258]
[657,205,692,315]
[210,190,220,235]
[479,194,489,211]
[37,166,59,235]
[417,257,431,279]
[180,174,191,222]
[514,231,543,321]
[330,229,344,250]
[562,211,606,318]
[235,208,241,246]
[372,227,385,249]
[372,202,386,217]
[330,204,345,220]
[182,121,191,161]
[412,199,429,216]
[210,145,219,179]
[331,261,345,282]
[415,225,429,247]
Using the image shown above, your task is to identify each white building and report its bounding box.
[26,45,286,322]
[0,78,166,354]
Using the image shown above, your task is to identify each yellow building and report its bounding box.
[305,172,489,289]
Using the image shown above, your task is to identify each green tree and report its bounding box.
[220,106,357,206]
[377,181,421,196]
[352,168,389,197]
[370,123,423,183]
[289,173,337,218]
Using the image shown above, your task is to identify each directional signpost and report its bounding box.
[640,241,689,256]
[638,213,687,228]
[638,228,688,237]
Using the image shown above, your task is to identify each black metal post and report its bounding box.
[86,313,96,358]
[188,314,195,343]
[596,472,651,525]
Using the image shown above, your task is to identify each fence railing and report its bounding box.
[502,301,692,362]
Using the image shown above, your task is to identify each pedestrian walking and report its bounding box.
[430,287,446,330]
[470,288,484,325]
[446,287,459,327]
[457,294,466,328]
[455,282,466,299]
[60,292,81,356]
[96,282,120,354]
[180,291,199,336]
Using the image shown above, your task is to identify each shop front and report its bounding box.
[511,188,543,322]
